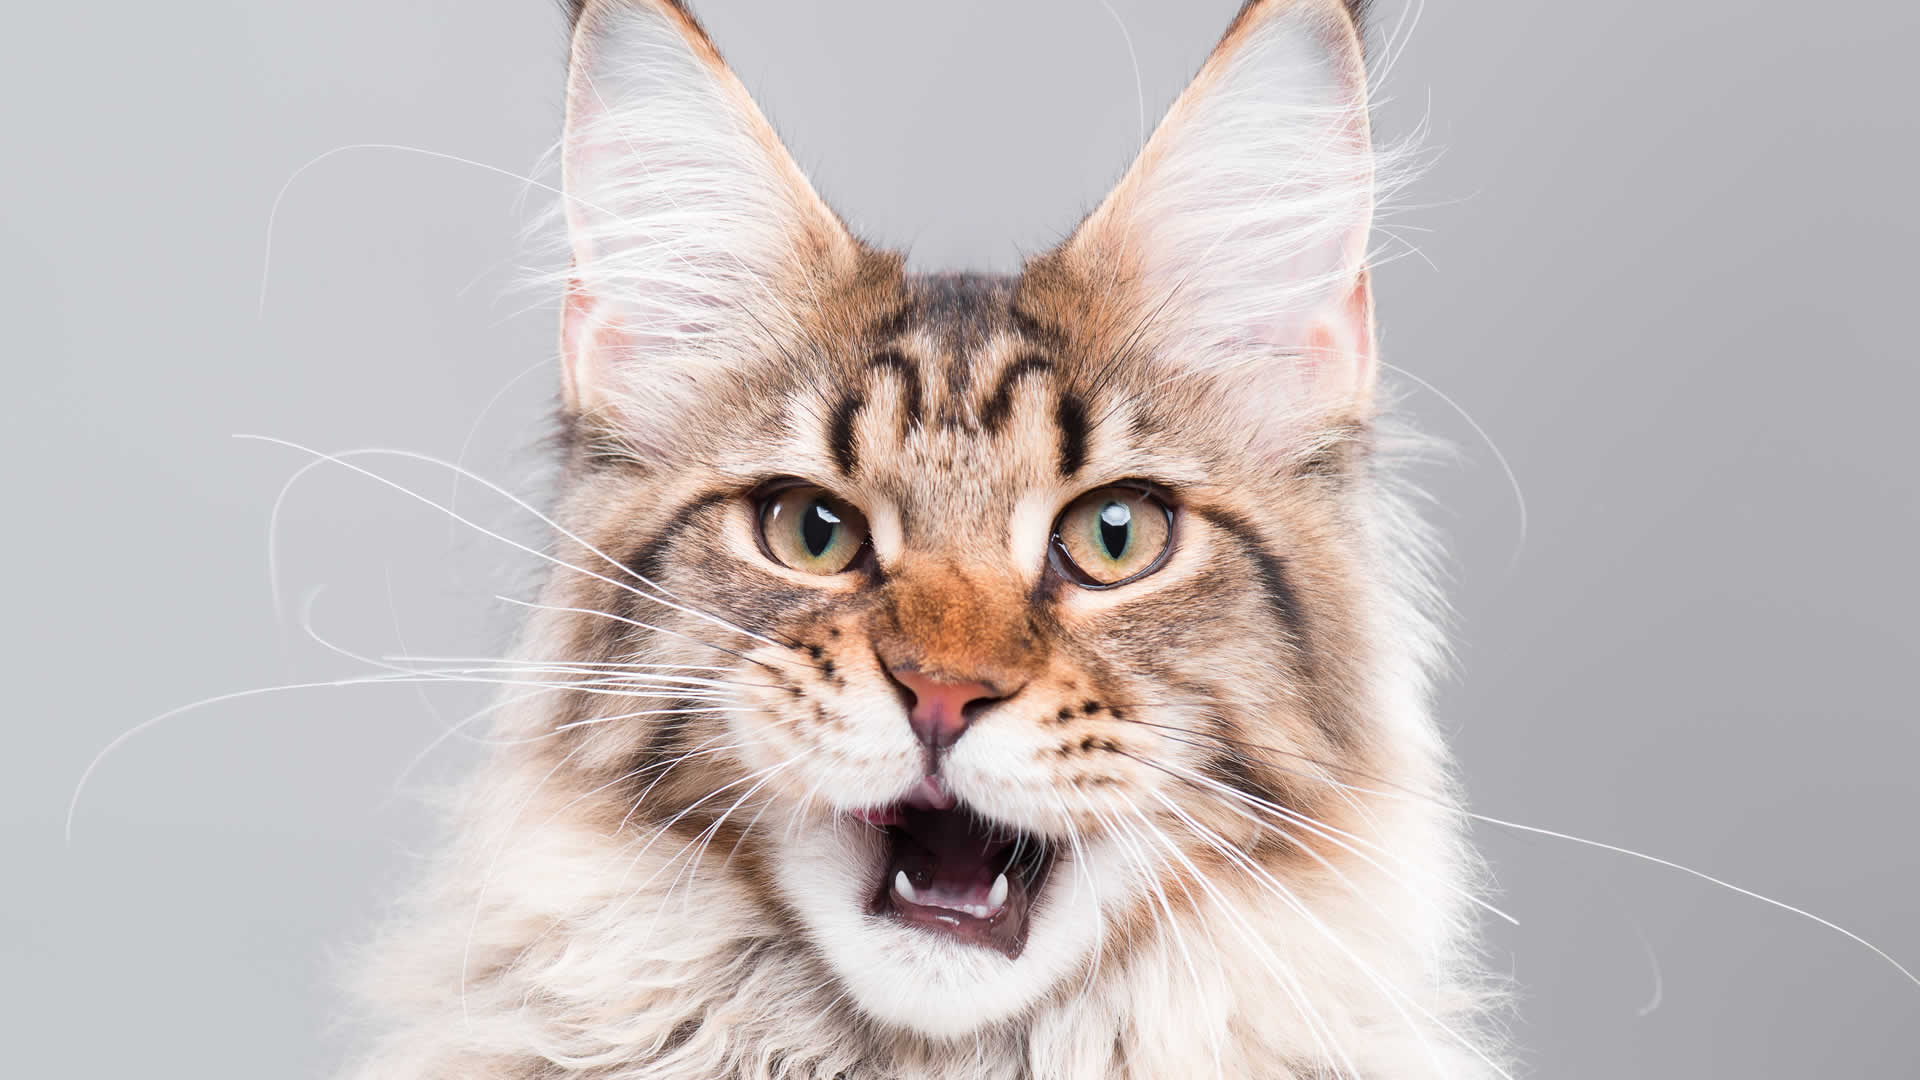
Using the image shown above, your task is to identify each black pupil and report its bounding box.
[1098,500,1131,560]
[801,500,840,558]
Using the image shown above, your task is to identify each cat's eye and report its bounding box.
[757,486,871,575]
[1051,486,1175,588]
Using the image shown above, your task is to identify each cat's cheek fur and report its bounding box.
[728,662,927,810]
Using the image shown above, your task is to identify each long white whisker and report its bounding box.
[1136,721,1918,989]
[1468,806,1920,990]
[67,671,524,845]
[1379,359,1527,563]
[259,142,629,316]
[1127,745,1516,927]
[1204,742,1919,992]
[297,595,764,695]
[1150,790,1493,1079]
[382,652,728,674]
[445,357,552,555]
[603,754,803,924]
[456,727,771,1018]
[243,436,801,658]
[664,765,795,924]
[497,595,778,672]
[1042,789,1111,1007]
[1118,801,1363,1079]
[551,705,755,734]
[1092,0,1146,151]
[1094,804,1229,1080]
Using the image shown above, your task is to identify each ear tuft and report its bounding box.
[557,0,858,434]
[1061,0,1380,422]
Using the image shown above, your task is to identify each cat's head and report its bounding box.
[532,0,1441,1039]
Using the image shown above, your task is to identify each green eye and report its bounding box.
[1052,487,1174,587]
[758,486,870,574]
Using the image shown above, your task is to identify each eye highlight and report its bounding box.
[1051,486,1174,588]
[758,486,870,575]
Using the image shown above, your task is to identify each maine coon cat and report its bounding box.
[347,0,1500,1075]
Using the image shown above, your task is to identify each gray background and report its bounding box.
[7,1,1917,1075]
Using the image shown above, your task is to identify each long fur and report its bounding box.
[343,3,1502,1077]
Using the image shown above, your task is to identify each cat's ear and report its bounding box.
[1061,0,1378,418]
[559,0,859,424]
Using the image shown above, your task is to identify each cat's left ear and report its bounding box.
[1059,0,1378,418]
[559,0,860,428]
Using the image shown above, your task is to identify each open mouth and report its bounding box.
[854,782,1055,959]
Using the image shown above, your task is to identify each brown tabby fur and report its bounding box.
[345,2,1494,1076]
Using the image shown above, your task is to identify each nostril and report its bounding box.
[879,662,919,713]
[959,692,1008,721]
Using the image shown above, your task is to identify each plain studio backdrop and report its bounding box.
[7,1,1917,1075]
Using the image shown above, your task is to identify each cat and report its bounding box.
[344,1,1501,1076]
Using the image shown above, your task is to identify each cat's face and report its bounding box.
[536,0,1410,1038]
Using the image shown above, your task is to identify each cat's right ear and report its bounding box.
[559,0,859,431]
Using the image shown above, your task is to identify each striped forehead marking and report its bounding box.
[824,272,1089,481]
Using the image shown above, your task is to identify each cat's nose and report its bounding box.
[884,664,1006,750]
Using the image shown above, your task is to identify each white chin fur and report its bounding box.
[771,823,1118,1039]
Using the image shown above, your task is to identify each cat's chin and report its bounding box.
[770,800,1116,1039]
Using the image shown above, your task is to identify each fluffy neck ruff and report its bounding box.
[345,749,1494,1080]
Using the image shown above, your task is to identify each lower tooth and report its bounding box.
[987,872,1009,911]
[894,870,919,904]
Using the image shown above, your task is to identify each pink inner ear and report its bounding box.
[1299,272,1377,409]
[559,276,592,412]
[560,275,648,420]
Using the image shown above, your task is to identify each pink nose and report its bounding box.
[886,665,1003,750]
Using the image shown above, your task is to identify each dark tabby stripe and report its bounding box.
[1197,506,1358,749]
[867,303,915,342]
[979,354,1055,433]
[624,694,709,802]
[1194,507,1305,638]
[827,391,866,475]
[1201,739,1292,816]
[623,488,735,586]
[1055,392,1089,476]
[1008,302,1069,352]
[866,351,924,434]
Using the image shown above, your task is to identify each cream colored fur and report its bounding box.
[342,2,1502,1077]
